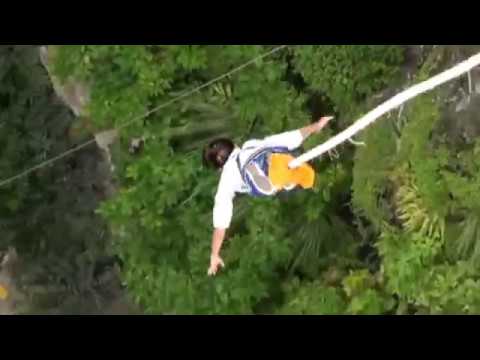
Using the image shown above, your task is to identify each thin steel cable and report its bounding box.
[0,45,288,188]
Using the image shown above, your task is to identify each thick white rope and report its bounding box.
[289,52,480,169]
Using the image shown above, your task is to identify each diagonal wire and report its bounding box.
[0,45,288,188]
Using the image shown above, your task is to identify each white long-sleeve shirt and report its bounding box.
[213,129,304,229]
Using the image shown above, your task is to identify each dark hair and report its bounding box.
[203,138,235,169]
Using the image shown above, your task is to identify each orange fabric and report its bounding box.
[0,284,8,300]
[268,153,315,190]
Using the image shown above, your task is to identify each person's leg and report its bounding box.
[245,163,276,194]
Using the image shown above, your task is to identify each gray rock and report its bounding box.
[455,94,471,112]
[39,46,91,117]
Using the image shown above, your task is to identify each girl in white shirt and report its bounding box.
[203,116,333,276]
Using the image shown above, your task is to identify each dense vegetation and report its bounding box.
[2,45,480,314]
[0,46,122,314]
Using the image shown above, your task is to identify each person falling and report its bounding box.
[203,116,333,276]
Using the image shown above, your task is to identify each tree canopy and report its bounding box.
[3,45,480,314]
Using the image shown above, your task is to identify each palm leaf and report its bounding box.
[453,215,480,266]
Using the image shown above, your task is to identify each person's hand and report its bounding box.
[313,116,334,133]
[208,254,225,276]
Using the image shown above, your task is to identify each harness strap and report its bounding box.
[236,146,290,197]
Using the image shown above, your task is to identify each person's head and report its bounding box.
[203,138,235,169]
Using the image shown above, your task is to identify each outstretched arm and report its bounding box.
[208,228,226,276]
[209,167,235,276]
[299,116,334,140]
[261,116,334,150]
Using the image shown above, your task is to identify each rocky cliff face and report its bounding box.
[0,46,139,315]
[39,46,90,117]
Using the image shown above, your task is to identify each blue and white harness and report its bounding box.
[236,146,291,197]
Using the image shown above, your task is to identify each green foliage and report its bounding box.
[397,95,451,217]
[99,138,294,313]
[292,45,404,115]
[378,228,480,314]
[350,47,480,314]
[441,142,480,266]
[286,162,357,278]
[48,44,480,315]
[448,215,480,266]
[342,269,376,297]
[78,45,323,314]
[0,45,117,313]
[442,142,480,213]
[352,91,449,231]
[53,45,207,129]
[279,270,391,315]
[419,262,480,314]
[341,269,392,314]
[378,231,441,300]
[347,289,390,315]
[277,278,347,315]
[352,115,398,228]
[391,168,445,240]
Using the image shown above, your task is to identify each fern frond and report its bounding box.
[392,171,445,241]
